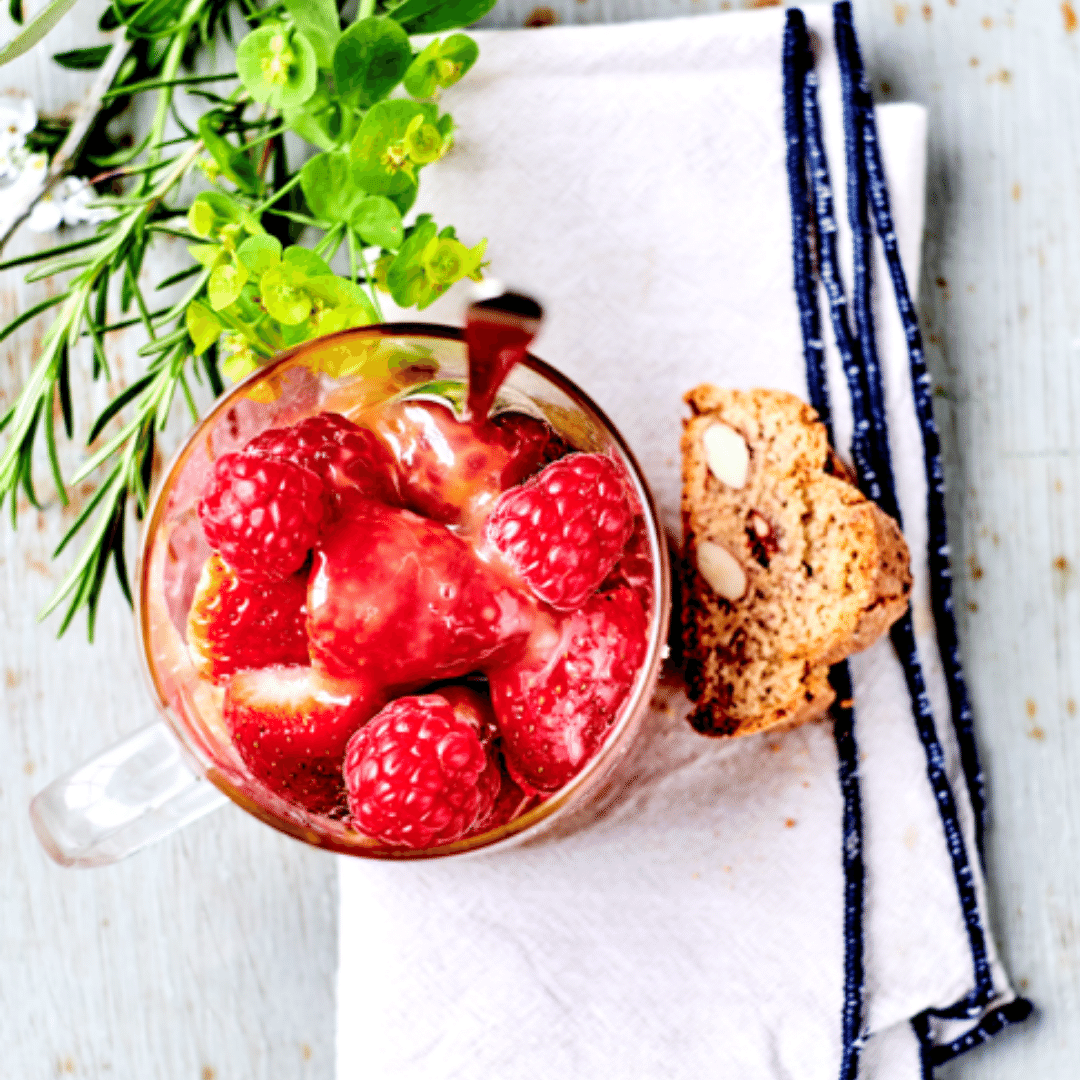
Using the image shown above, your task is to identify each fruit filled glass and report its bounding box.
[139,324,669,858]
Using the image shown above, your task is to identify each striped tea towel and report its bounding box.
[336,5,1031,1077]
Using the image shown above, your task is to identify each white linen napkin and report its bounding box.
[336,7,1025,1077]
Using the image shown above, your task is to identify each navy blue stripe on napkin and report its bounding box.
[832,0,988,865]
[832,1,1037,1046]
[912,997,1034,1067]
[830,1,1001,1022]
[783,13,865,1079]
[803,0,994,1018]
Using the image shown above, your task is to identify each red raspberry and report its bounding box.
[488,585,649,794]
[224,666,384,815]
[186,554,309,684]
[343,693,500,848]
[198,452,325,580]
[306,503,534,687]
[244,412,398,518]
[484,453,635,611]
[601,515,655,606]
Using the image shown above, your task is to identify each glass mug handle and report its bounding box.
[30,722,228,868]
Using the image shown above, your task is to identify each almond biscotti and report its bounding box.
[681,385,912,738]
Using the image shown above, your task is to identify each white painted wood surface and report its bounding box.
[1,0,1073,1076]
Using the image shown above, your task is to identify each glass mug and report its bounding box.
[30,324,671,866]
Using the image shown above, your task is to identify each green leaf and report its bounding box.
[332,16,411,108]
[350,98,430,197]
[387,182,418,216]
[261,266,312,325]
[282,245,331,279]
[305,275,376,320]
[237,233,282,276]
[351,195,403,250]
[188,190,246,239]
[398,0,497,33]
[198,112,258,195]
[236,25,318,111]
[221,346,260,384]
[208,259,247,311]
[186,301,223,356]
[422,234,486,286]
[403,113,445,165]
[300,150,364,223]
[384,0,442,26]
[187,243,223,269]
[0,0,81,68]
[403,34,478,98]
[284,0,339,69]
[402,39,440,98]
[52,43,110,69]
[282,76,341,150]
[9,0,22,25]
[386,217,438,308]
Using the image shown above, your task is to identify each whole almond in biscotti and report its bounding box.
[680,385,913,739]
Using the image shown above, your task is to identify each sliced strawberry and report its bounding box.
[243,412,398,520]
[307,503,534,687]
[368,399,560,525]
[488,585,649,794]
[186,554,309,684]
[484,452,635,611]
[198,452,325,581]
[491,410,570,480]
[224,665,384,815]
[343,691,501,848]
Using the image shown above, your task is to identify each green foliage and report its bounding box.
[236,25,319,110]
[403,34,478,98]
[333,17,412,108]
[0,0,491,637]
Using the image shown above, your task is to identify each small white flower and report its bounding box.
[58,177,112,226]
[0,152,48,234]
[25,174,112,233]
[0,95,37,179]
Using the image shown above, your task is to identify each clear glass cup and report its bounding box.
[31,324,671,866]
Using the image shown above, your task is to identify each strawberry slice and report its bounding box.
[368,399,562,525]
[186,554,309,684]
[343,689,502,849]
[307,503,535,687]
[488,585,649,794]
[224,665,385,815]
[484,452,635,611]
[243,412,399,521]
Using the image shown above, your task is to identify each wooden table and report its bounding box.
[1,1,1072,1075]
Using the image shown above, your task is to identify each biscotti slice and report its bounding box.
[681,385,912,738]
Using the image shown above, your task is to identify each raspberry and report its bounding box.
[186,554,309,684]
[488,585,649,794]
[244,412,398,519]
[198,452,325,580]
[343,693,500,848]
[601,515,655,605]
[484,452,635,611]
[225,666,384,815]
[306,503,534,687]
